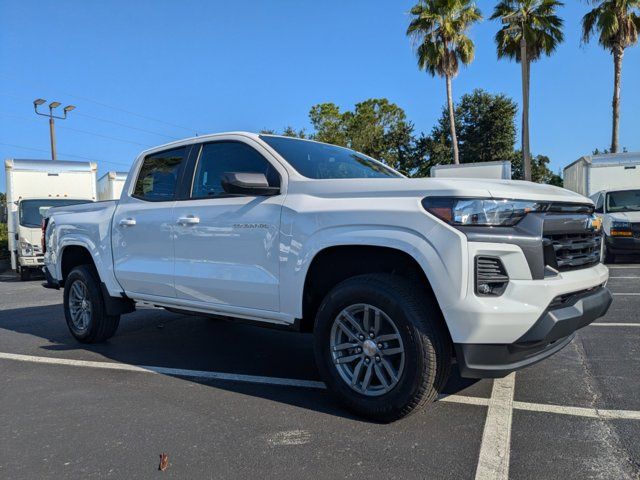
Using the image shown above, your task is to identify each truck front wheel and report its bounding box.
[63,265,120,343]
[313,274,451,422]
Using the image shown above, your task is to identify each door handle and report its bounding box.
[177,216,200,225]
[119,218,136,227]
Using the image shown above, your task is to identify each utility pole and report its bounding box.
[503,13,531,181]
[33,99,75,160]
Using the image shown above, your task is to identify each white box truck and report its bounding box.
[97,171,127,201]
[430,160,511,180]
[4,159,97,280]
[563,152,640,197]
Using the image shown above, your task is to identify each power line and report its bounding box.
[74,112,181,140]
[0,73,200,134]
[0,111,153,148]
[0,141,132,168]
[0,92,180,141]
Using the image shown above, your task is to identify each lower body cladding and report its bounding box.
[443,241,612,379]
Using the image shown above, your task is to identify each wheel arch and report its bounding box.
[297,243,452,348]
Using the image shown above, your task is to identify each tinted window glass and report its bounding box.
[606,189,640,213]
[260,135,401,179]
[133,148,186,201]
[19,199,92,227]
[191,142,280,198]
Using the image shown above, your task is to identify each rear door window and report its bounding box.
[133,147,187,201]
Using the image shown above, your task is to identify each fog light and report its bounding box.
[475,256,509,297]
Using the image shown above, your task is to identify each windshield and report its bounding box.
[260,135,402,179]
[18,199,92,227]
[606,190,640,213]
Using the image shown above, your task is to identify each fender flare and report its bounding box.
[279,224,467,319]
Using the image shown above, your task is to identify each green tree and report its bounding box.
[491,0,564,181]
[308,99,416,174]
[417,89,518,173]
[582,0,640,153]
[407,0,482,165]
[309,103,348,146]
[510,151,561,184]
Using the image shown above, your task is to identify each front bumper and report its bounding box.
[18,255,45,268]
[455,286,612,378]
[606,235,640,254]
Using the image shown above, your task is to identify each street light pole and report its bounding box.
[49,115,57,161]
[33,99,76,160]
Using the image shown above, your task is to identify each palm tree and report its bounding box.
[582,1,640,153]
[491,0,563,181]
[407,0,482,165]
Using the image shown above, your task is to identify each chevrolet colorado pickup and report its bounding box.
[43,132,612,422]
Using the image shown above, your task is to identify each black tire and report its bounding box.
[63,265,120,343]
[18,266,31,281]
[313,273,451,423]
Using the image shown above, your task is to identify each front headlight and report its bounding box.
[611,221,632,237]
[422,197,544,227]
[20,241,34,256]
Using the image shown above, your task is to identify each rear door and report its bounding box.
[172,139,285,312]
[112,147,188,298]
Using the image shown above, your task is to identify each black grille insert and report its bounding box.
[544,231,601,271]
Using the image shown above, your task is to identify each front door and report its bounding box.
[172,140,284,312]
[112,147,188,298]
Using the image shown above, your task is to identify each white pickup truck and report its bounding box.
[44,132,612,422]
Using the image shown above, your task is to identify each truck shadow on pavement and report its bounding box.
[0,301,488,422]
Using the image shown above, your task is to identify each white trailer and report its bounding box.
[4,159,97,280]
[97,171,127,201]
[563,152,640,197]
[430,160,512,180]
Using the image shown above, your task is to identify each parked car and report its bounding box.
[5,159,97,280]
[591,188,640,262]
[43,133,612,421]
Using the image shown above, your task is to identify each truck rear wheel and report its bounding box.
[313,274,451,423]
[63,265,120,343]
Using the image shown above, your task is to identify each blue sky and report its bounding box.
[1,0,639,191]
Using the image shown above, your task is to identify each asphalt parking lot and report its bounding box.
[1,263,639,479]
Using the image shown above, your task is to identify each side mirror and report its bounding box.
[221,172,279,196]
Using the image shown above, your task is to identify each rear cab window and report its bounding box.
[132,147,187,201]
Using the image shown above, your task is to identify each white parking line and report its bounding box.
[474,373,515,480]
[513,401,640,421]
[611,293,640,296]
[0,352,327,390]
[2,351,640,424]
[591,323,640,327]
[608,276,640,279]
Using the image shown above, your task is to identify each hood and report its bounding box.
[290,177,590,204]
[607,211,640,223]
